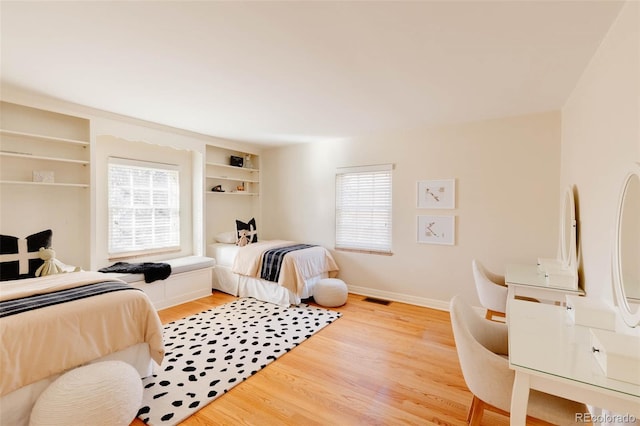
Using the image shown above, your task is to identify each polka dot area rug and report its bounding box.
[137,297,342,425]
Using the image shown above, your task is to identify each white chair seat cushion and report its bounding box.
[314,278,348,307]
[30,361,142,426]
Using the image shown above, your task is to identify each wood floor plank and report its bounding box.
[131,292,553,425]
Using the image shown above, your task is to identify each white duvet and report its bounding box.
[231,240,339,296]
[0,272,164,397]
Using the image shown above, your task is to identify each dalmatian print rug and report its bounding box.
[137,297,341,425]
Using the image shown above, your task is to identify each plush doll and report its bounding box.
[35,247,66,277]
[236,229,250,247]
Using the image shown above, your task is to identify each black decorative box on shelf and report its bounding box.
[230,155,243,167]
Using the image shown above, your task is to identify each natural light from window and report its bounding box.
[108,158,180,256]
[335,164,393,254]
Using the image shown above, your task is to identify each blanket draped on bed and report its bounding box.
[260,244,316,282]
[0,272,165,397]
[232,240,339,296]
[98,261,171,283]
[0,281,140,318]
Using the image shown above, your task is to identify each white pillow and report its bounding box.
[215,231,237,244]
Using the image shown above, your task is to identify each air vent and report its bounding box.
[362,297,391,306]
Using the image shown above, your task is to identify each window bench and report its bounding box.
[105,256,216,310]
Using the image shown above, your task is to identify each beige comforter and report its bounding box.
[0,271,164,397]
[231,240,339,295]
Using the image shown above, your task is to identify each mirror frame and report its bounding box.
[612,168,640,328]
[538,186,579,288]
[560,186,578,273]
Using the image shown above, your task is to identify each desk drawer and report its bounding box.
[590,328,640,385]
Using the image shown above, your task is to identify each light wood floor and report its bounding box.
[131,292,552,426]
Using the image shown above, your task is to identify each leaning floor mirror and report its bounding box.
[612,165,640,328]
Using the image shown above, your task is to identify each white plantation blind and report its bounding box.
[108,158,180,256]
[335,164,393,254]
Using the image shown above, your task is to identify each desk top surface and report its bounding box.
[507,299,640,399]
[505,263,585,295]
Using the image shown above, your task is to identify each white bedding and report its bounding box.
[208,243,240,268]
[207,241,339,306]
[0,272,164,425]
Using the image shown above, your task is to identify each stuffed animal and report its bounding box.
[35,247,66,276]
[236,229,250,247]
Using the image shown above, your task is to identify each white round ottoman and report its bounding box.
[314,278,348,307]
[30,361,142,426]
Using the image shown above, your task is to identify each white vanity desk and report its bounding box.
[507,299,640,426]
[505,263,585,304]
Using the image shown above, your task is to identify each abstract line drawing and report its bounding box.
[417,215,455,245]
[417,179,455,209]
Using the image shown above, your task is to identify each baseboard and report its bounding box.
[346,285,450,312]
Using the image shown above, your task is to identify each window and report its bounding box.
[108,157,180,256]
[335,164,393,254]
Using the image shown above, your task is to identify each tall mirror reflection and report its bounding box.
[613,169,640,327]
[539,186,578,288]
[561,188,577,270]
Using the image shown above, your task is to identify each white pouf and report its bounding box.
[314,278,348,307]
[30,361,142,426]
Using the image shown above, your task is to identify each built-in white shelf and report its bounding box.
[0,151,90,165]
[205,162,259,173]
[0,129,89,146]
[206,191,258,196]
[0,180,89,188]
[205,145,260,244]
[206,174,259,183]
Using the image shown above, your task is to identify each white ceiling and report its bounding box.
[0,1,624,146]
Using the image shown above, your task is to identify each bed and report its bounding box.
[207,240,339,306]
[0,271,165,425]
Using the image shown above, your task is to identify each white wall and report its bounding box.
[262,111,561,308]
[561,1,639,302]
[0,87,263,270]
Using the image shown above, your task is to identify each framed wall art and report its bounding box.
[417,179,456,209]
[417,215,455,245]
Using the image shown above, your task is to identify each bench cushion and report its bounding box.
[116,256,215,283]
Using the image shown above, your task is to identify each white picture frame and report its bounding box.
[417,179,456,209]
[417,215,455,245]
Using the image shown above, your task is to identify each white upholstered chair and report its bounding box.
[449,295,588,425]
[471,259,508,320]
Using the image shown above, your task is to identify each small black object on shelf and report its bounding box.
[212,185,225,192]
[230,155,243,167]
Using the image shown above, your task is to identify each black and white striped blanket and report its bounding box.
[0,281,140,318]
[260,244,316,282]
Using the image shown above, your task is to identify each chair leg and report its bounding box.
[485,310,505,321]
[467,395,485,426]
[466,396,476,423]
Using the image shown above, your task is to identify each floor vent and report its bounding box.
[362,297,391,306]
